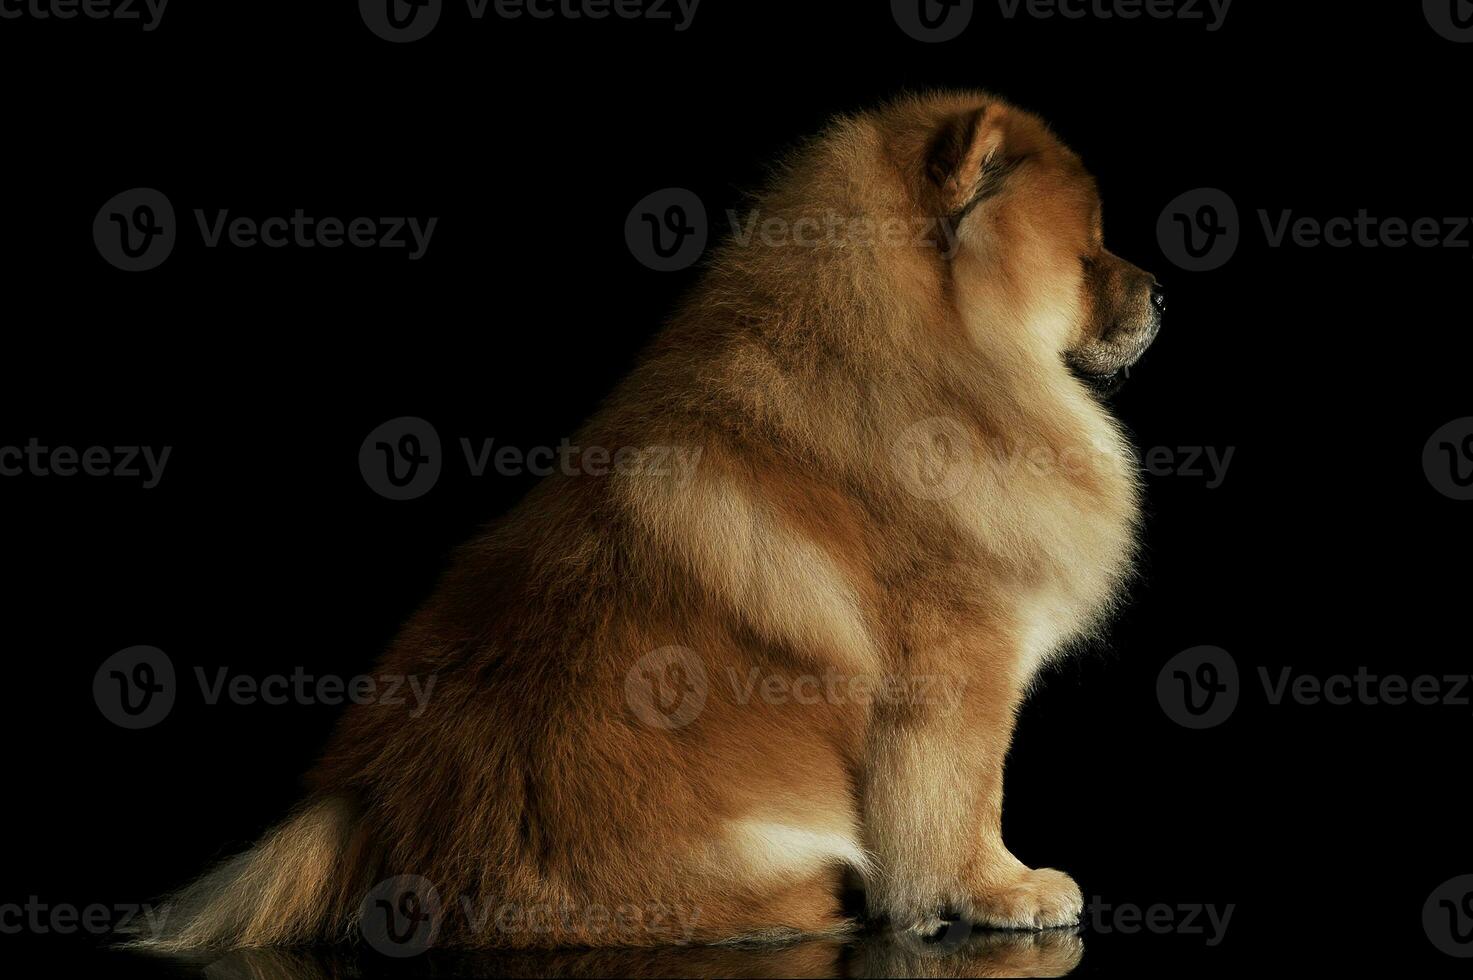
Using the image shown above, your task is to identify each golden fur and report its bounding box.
[136,89,1161,951]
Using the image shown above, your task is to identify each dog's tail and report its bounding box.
[127,795,362,952]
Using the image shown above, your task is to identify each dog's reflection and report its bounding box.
[191,927,1082,979]
[850,927,1084,978]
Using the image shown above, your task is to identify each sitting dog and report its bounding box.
[140,89,1162,951]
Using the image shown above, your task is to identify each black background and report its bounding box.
[2,1,1469,976]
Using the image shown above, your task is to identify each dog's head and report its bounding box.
[893,94,1163,394]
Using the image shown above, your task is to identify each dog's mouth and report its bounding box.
[1066,322,1159,399]
[1067,356,1134,398]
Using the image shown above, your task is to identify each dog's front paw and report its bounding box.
[967,867,1083,930]
[876,866,1082,936]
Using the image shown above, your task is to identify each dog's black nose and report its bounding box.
[1149,282,1167,314]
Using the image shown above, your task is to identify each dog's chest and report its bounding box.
[939,441,1139,676]
[1010,471,1139,677]
[1013,586,1099,678]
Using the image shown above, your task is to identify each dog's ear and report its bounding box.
[926,104,1013,216]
